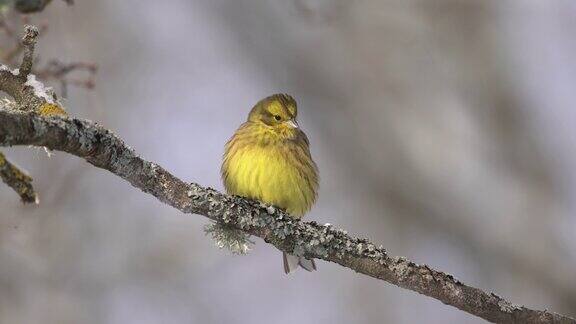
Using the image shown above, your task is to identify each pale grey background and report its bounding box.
[1,1,575,323]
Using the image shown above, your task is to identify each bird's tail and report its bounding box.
[283,252,316,274]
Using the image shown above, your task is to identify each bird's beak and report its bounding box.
[285,119,299,128]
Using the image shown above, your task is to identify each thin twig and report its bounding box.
[13,0,74,14]
[1,17,93,97]
[0,151,38,203]
[18,24,38,77]
[35,60,97,96]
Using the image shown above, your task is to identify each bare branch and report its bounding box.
[35,60,97,96]
[0,24,48,110]
[0,25,573,324]
[1,17,94,99]
[19,24,39,77]
[1,21,47,65]
[0,150,38,203]
[14,0,72,14]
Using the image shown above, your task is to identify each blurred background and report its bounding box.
[1,1,575,323]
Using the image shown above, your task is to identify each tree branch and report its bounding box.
[1,25,54,111]
[0,109,574,324]
[14,0,73,14]
[19,24,38,77]
[0,150,38,203]
[0,25,574,324]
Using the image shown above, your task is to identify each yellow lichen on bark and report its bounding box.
[38,103,67,116]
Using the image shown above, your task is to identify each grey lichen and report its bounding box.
[204,221,254,255]
[0,98,17,110]
[216,195,391,265]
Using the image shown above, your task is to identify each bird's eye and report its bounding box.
[274,115,281,121]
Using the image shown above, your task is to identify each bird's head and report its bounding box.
[248,94,299,130]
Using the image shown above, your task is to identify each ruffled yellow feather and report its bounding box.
[221,94,318,218]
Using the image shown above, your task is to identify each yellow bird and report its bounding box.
[221,94,319,273]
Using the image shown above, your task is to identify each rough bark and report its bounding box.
[0,150,37,203]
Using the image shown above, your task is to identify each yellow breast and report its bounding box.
[221,123,318,218]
